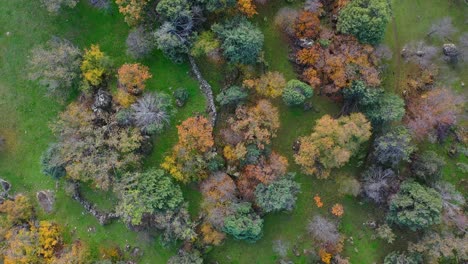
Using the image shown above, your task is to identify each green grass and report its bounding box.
[1,0,466,263]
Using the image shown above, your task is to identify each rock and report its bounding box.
[292,140,301,152]
[443,43,459,58]
[131,247,142,257]
[0,179,11,193]
[92,89,112,112]
[400,48,410,58]
[298,38,314,48]
[36,190,55,213]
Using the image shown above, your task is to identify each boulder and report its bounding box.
[0,178,11,194]
[443,43,459,58]
[92,89,112,112]
[36,190,55,213]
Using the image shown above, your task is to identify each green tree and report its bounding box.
[156,0,190,20]
[373,127,415,167]
[40,143,66,179]
[337,0,391,45]
[212,17,264,65]
[216,86,248,106]
[387,181,442,231]
[167,249,203,264]
[223,202,263,242]
[116,169,184,226]
[282,79,313,106]
[411,151,445,185]
[255,173,301,213]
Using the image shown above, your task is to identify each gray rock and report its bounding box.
[0,179,11,193]
[36,190,55,213]
[443,43,459,58]
[92,89,112,112]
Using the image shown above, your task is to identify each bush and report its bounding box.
[373,127,415,167]
[156,0,190,20]
[167,249,203,264]
[212,17,264,65]
[155,22,189,64]
[115,109,134,126]
[337,0,390,45]
[40,0,78,13]
[40,143,66,179]
[384,251,422,264]
[387,181,442,231]
[282,79,313,106]
[216,86,248,106]
[131,92,174,135]
[173,88,189,107]
[126,26,155,59]
[80,44,112,91]
[255,173,301,213]
[411,151,445,185]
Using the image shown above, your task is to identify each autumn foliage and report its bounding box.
[117,63,152,95]
[115,0,150,26]
[314,194,324,208]
[294,113,371,178]
[237,0,257,17]
[319,248,332,264]
[295,11,321,39]
[331,203,344,217]
[243,71,286,98]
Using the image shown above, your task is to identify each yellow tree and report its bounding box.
[294,113,371,178]
[80,45,111,90]
[243,71,286,98]
[115,0,150,26]
[237,0,257,17]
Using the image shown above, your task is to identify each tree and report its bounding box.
[117,63,152,95]
[131,92,174,135]
[223,202,263,242]
[428,17,458,40]
[336,175,361,197]
[200,222,225,245]
[29,37,81,98]
[212,17,264,64]
[40,0,78,13]
[387,181,442,231]
[255,173,301,213]
[216,86,248,106]
[434,182,466,232]
[115,169,184,225]
[243,71,286,98]
[294,11,321,39]
[383,251,422,264]
[40,143,66,179]
[3,227,39,264]
[115,0,150,26]
[343,81,405,126]
[405,88,464,141]
[274,8,299,37]
[337,0,390,45]
[362,166,398,204]
[331,203,344,217]
[155,22,190,64]
[0,194,34,225]
[191,31,220,58]
[238,152,288,201]
[408,231,467,263]
[228,100,280,149]
[80,45,112,91]
[282,79,313,106]
[156,0,190,20]
[373,127,415,167]
[162,116,214,183]
[411,151,445,185]
[126,26,155,59]
[294,113,371,178]
[307,215,340,246]
[237,0,257,17]
[167,249,203,264]
[51,102,144,190]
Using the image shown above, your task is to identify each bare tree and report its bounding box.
[362,166,398,204]
[132,92,173,135]
[428,17,458,40]
[126,26,155,59]
[273,239,290,258]
[401,41,439,67]
[307,215,340,245]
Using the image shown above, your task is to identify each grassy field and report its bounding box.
[0,0,466,263]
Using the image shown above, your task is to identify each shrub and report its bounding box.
[80,44,112,91]
[173,88,189,107]
[337,0,390,45]
[212,17,264,65]
[387,181,442,231]
[282,79,313,106]
[167,249,203,264]
[40,143,66,179]
[40,0,78,13]
[243,72,286,98]
[216,86,248,106]
[131,92,174,135]
[383,251,422,264]
[307,215,340,245]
